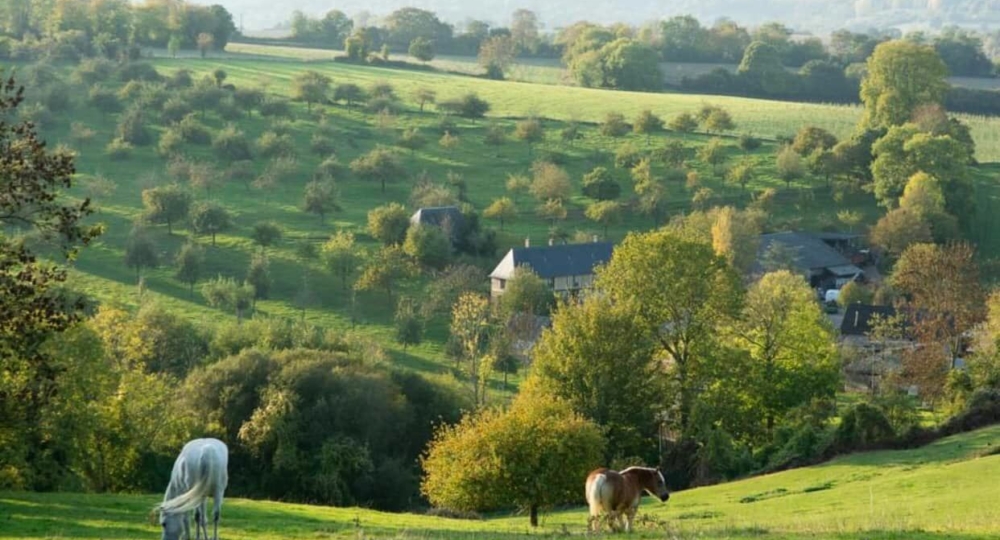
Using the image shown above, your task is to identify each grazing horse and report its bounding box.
[156,438,229,540]
[585,466,670,533]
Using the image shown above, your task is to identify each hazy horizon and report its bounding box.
[188,0,997,36]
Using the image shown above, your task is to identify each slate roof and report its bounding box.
[410,206,465,230]
[490,242,614,281]
[841,304,898,336]
[757,232,857,274]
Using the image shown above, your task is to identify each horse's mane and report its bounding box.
[157,442,226,515]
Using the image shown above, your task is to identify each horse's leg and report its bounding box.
[212,489,223,540]
[624,507,637,533]
[183,512,191,540]
[201,500,209,540]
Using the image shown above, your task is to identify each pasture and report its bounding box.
[2,425,998,539]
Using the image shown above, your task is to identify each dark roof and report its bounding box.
[757,232,854,273]
[410,206,465,229]
[490,242,614,280]
[841,304,897,336]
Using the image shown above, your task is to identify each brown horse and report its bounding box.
[585,466,670,533]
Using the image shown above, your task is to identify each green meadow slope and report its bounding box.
[2,425,998,539]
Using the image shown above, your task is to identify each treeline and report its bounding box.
[0,0,237,61]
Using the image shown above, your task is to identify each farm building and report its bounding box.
[489,239,614,299]
[756,231,866,290]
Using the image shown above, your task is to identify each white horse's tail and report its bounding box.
[587,473,609,511]
[158,446,220,515]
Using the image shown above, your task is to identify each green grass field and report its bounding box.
[3,425,998,539]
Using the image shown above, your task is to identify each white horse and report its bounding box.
[156,438,229,540]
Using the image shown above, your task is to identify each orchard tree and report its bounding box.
[124,227,158,281]
[633,109,664,145]
[350,147,405,194]
[201,276,255,321]
[703,108,736,134]
[529,161,571,201]
[212,68,227,88]
[582,167,621,201]
[421,391,604,527]
[334,83,364,108]
[726,159,755,192]
[600,112,630,138]
[398,127,428,155]
[197,32,215,57]
[322,231,361,290]
[585,200,624,237]
[506,173,531,203]
[355,245,416,299]
[367,202,410,245]
[775,145,804,187]
[478,35,517,79]
[596,230,742,431]
[189,202,232,246]
[413,87,436,111]
[514,118,544,155]
[302,180,340,222]
[484,122,507,155]
[536,199,567,226]
[245,253,271,302]
[861,40,949,130]
[792,126,838,155]
[698,138,728,176]
[292,71,332,111]
[669,112,698,133]
[395,297,423,349]
[251,222,283,251]
[449,292,502,406]
[175,241,204,294]
[141,185,191,234]
[484,197,517,231]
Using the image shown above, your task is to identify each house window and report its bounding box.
[499,279,506,290]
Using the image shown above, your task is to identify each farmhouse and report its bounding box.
[756,231,865,290]
[489,239,614,299]
[410,206,465,242]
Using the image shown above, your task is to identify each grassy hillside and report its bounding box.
[4,52,997,378]
[3,424,998,539]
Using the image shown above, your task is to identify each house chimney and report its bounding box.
[524,237,530,248]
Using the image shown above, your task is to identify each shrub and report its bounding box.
[316,155,344,179]
[70,122,96,143]
[158,129,185,157]
[167,69,194,89]
[177,114,212,145]
[72,57,115,86]
[116,62,162,83]
[106,138,133,160]
[311,135,335,155]
[831,403,896,453]
[87,86,121,113]
[161,97,193,124]
[269,119,294,136]
[256,131,295,158]
[259,97,291,118]
[118,80,146,102]
[213,126,253,162]
[614,142,642,169]
[366,96,400,114]
[117,106,152,146]
[217,96,243,121]
[739,134,763,152]
[40,82,73,112]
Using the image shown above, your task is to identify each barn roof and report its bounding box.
[410,206,465,229]
[841,304,898,336]
[489,242,614,280]
[757,232,854,273]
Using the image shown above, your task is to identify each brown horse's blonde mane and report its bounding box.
[620,467,663,490]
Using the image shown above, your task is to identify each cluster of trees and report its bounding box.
[0,0,237,61]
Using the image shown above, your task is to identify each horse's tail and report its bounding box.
[157,446,220,515]
[587,473,609,512]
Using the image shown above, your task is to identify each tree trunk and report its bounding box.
[529,505,539,527]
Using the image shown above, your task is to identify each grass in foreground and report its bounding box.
[3,425,998,539]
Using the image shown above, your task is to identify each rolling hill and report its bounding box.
[2,424,997,539]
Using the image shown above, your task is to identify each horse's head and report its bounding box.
[650,468,670,503]
[159,509,184,540]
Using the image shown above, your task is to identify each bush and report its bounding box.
[87,86,121,113]
[311,135,335,155]
[831,403,896,453]
[177,114,212,144]
[213,126,253,162]
[116,62,162,83]
[40,82,73,112]
[158,129,185,157]
[72,57,115,86]
[167,69,194,89]
[117,106,152,146]
[739,134,763,152]
[106,138,133,160]
[256,131,295,158]
[217,96,243,122]
[161,97,193,124]
[366,96,400,114]
[70,122,96,143]
[614,142,642,169]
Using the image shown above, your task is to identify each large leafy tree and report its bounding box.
[1,73,102,487]
[350,147,405,194]
[322,231,361,290]
[734,271,840,437]
[861,40,949,130]
[141,184,191,234]
[596,231,742,431]
[355,245,416,300]
[421,390,604,527]
[291,71,332,111]
[529,294,661,462]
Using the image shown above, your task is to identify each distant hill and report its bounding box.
[196,0,1000,36]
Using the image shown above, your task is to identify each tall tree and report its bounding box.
[861,40,949,130]
[483,197,516,231]
[355,245,415,299]
[596,231,742,432]
[189,201,231,246]
[510,9,541,54]
[302,180,340,223]
[585,200,624,237]
[449,292,501,407]
[735,271,840,436]
[124,227,158,281]
[0,72,102,485]
[141,185,191,235]
[175,240,204,294]
[633,109,664,145]
[478,35,517,79]
[367,202,410,246]
[350,147,405,194]
[292,71,332,111]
